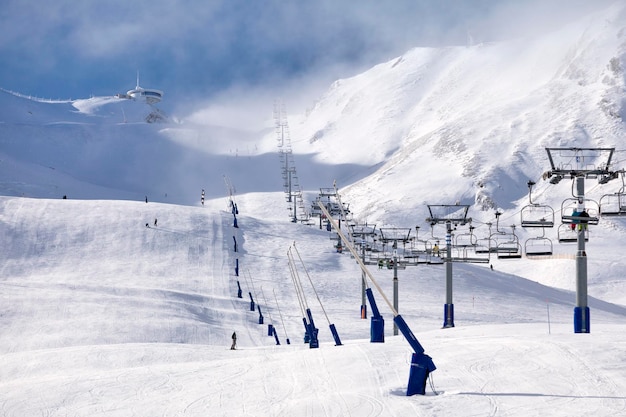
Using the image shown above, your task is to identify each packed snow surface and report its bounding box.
[1,195,626,416]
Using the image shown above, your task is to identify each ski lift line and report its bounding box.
[333,181,355,245]
[259,286,274,323]
[291,242,332,326]
[222,175,237,206]
[287,248,311,312]
[318,202,398,316]
[273,288,290,341]
[286,251,307,318]
[245,269,261,302]
[286,250,305,311]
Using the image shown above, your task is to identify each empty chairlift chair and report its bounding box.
[524,228,554,256]
[599,172,626,216]
[521,180,555,257]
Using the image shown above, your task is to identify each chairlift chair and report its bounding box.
[560,198,600,225]
[475,237,496,254]
[599,191,626,216]
[557,223,588,243]
[452,246,490,263]
[525,237,553,256]
[520,205,555,228]
[496,241,523,259]
[524,226,553,256]
[454,227,478,247]
[520,180,555,228]
[494,225,522,259]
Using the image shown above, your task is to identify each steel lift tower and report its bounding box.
[274,101,307,222]
[544,147,619,333]
[378,228,412,335]
[426,204,471,328]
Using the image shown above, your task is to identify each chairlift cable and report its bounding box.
[286,250,306,317]
[318,202,398,316]
[272,288,290,342]
[259,286,273,323]
[292,242,332,325]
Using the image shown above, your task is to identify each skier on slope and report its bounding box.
[230,331,237,350]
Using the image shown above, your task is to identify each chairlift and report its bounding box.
[520,180,555,228]
[525,237,553,256]
[494,225,522,259]
[475,237,496,254]
[496,241,523,259]
[452,245,490,263]
[474,222,496,254]
[454,225,478,247]
[599,190,626,216]
[599,172,626,216]
[521,205,555,228]
[557,223,588,243]
[560,198,599,225]
[524,226,553,256]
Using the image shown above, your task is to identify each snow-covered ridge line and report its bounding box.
[0,87,75,103]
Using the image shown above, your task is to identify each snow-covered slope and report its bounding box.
[1,195,626,416]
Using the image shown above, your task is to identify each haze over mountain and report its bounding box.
[2,1,625,217]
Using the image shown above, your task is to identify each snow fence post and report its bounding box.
[236,280,243,298]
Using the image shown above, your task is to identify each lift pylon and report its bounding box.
[426,204,471,328]
[544,147,620,333]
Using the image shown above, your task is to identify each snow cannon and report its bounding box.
[365,288,384,343]
[306,308,319,349]
[257,305,264,324]
[394,315,437,395]
[248,292,255,311]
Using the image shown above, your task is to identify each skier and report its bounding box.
[201,189,205,206]
[230,331,237,350]
[578,209,590,231]
[570,209,580,230]
[154,218,158,227]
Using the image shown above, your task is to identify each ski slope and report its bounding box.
[1,195,626,416]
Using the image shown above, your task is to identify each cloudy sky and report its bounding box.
[0,0,612,125]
